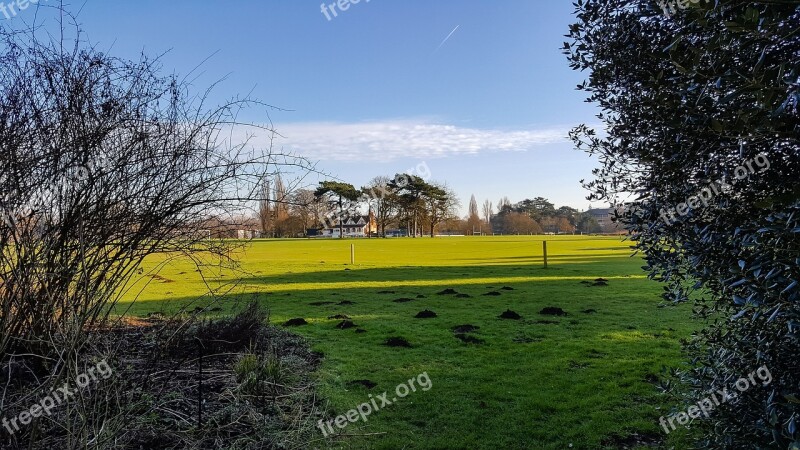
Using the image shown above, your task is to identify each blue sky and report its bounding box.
[11,0,605,214]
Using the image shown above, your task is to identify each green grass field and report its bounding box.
[118,236,696,449]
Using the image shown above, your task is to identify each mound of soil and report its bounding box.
[483,291,502,296]
[328,314,351,320]
[337,301,356,306]
[309,301,334,306]
[455,333,484,344]
[336,320,357,329]
[383,337,412,348]
[580,280,592,285]
[414,310,437,319]
[539,307,567,316]
[348,379,377,389]
[452,324,480,333]
[283,318,308,327]
[437,288,459,295]
[455,293,472,298]
[594,278,609,282]
[500,286,515,291]
[499,309,522,320]
[393,297,414,303]
[416,294,427,299]
[581,309,598,314]
[592,281,609,287]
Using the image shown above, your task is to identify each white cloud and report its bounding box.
[249,120,570,162]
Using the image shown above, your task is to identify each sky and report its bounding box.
[7,0,606,215]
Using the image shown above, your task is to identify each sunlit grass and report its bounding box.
[119,236,695,449]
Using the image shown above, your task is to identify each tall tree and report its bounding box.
[362,176,397,238]
[567,1,799,446]
[423,183,459,238]
[390,174,427,237]
[314,181,361,238]
[465,194,482,235]
[259,178,272,236]
[482,199,493,226]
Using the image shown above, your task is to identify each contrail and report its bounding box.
[434,25,460,53]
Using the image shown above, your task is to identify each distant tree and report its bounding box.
[314,181,361,238]
[258,178,272,236]
[555,217,575,234]
[576,213,601,234]
[466,194,482,235]
[288,189,316,234]
[423,183,459,238]
[516,197,556,221]
[482,199,493,227]
[362,176,398,237]
[500,212,542,235]
[497,196,512,213]
[390,174,427,237]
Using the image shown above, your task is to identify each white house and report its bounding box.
[320,214,377,238]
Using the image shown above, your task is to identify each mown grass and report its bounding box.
[117,236,697,449]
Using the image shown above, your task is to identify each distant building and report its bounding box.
[587,207,614,229]
[319,213,377,238]
[586,206,626,233]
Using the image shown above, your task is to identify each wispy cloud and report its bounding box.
[251,120,570,162]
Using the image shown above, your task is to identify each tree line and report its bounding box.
[254,176,611,238]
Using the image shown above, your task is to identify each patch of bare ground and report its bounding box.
[0,303,325,450]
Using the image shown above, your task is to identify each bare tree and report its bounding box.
[0,24,315,448]
[259,178,273,236]
[362,176,397,237]
[482,199,493,226]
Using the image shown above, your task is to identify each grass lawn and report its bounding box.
[117,236,697,449]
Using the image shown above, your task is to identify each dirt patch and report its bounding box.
[594,278,609,282]
[393,297,414,303]
[283,318,308,327]
[500,286,515,291]
[309,301,334,306]
[437,288,459,295]
[600,432,662,449]
[592,281,609,287]
[539,307,567,316]
[581,309,598,314]
[150,274,175,283]
[452,324,480,333]
[336,320,357,329]
[483,291,502,296]
[414,310,437,319]
[416,294,427,299]
[348,379,377,389]
[499,309,522,320]
[455,293,472,298]
[383,337,412,348]
[328,314,351,320]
